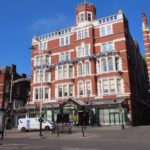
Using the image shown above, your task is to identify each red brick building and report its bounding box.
[142,13,150,84]
[0,65,30,126]
[29,2,149,126]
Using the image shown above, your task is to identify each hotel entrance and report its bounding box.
[62,99,84,124]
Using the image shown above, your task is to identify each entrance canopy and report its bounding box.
[63,98,85,107]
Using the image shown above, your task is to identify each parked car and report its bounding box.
[18,117,54,132]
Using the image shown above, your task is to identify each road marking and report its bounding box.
[0,144,46,149]
[62,147,97,150]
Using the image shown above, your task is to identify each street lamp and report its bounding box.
[8,72,14,129]
[119,104,125,130]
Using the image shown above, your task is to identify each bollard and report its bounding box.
[57,125,59,137]
[81,126,85,137]
[39,117,43,137]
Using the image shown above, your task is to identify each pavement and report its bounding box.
[4,125,130,140]
[1,125,150,150]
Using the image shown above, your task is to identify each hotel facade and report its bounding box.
[29,2,149,126]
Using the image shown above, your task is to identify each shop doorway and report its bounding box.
[109,112,120,125]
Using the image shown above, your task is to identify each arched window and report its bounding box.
[58,66,62,79]
[85,62,90,75]
[45,70,50,82]
[63,66,67,79]
[78,81,84,96]
[40,70,43,82]
[108,57,114,71]
[86,81,91,96]
[78,63,83,76]
[101,58,107,72]
[35,71,39,83]
[115,57,120,71]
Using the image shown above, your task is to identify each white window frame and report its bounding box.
[97,56,121,74]
[34,69,50,83]
[77,62,83,76]
[33,87,50,101]
[59,51,70,61]
[85,80,92,96]
[56,84,74,98]
[76,28,89,40]
[100,24,113,37]
[60,36,70,46]
[78,81,84,97]
[56,64,73,80]
[38,41,48,50]
[85,61,91,75]
[34,54,51,67]
[101,42,114,52]
[87,12,92,21]
[79,12,85,22]
[97,77,123,96]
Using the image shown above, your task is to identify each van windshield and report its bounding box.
[0,115,3,125]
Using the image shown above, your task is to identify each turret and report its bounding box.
[76,2,96,25]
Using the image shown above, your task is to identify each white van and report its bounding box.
[18,117,54,132]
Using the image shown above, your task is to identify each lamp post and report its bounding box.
[119,104,125,130]
[36,39,44,136]
[9,72,14,129]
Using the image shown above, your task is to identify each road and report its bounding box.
[0,126,150,150]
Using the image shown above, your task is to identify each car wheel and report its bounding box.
[21,127,26,132]
[45,126,50,131]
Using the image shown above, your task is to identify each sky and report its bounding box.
[0,0,149,76]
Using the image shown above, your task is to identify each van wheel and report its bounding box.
[45,126,50,131]
[21,127,26,132]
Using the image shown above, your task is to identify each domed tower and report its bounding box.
[76,1,96,25]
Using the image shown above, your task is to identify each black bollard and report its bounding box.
[81,126,85,137]
[57,125,59,137]
[39,116,43,136]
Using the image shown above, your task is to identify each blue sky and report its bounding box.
[0,0,149,76]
